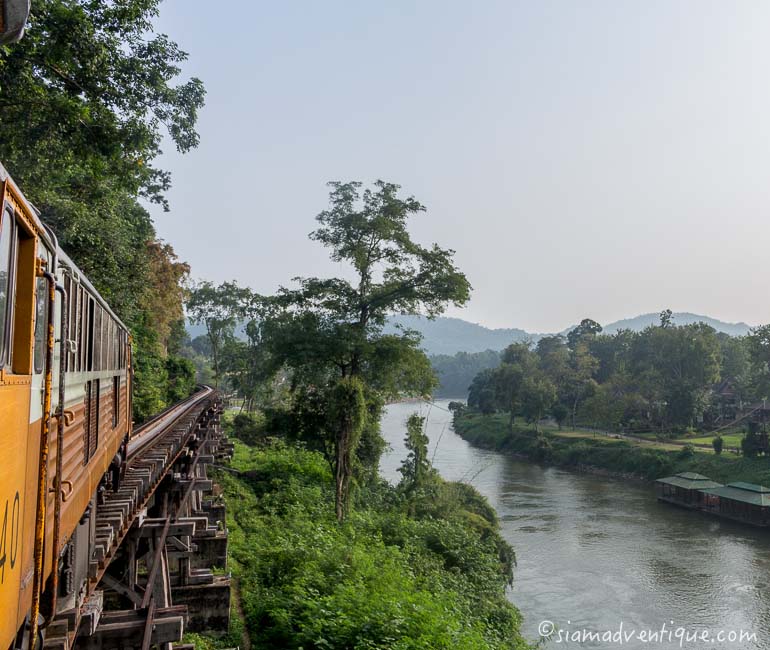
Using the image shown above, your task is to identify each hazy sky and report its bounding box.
[149,1,770,332]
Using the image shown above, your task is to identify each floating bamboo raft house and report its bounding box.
[656,473,770,527]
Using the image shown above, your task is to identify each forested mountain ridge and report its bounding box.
[189,312,751,356]
[600,312,750,337]
[385,312,752,356]
[189,312,754,399]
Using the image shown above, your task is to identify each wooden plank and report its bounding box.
[141,517,171,608]
[140,599,156,650]
[100,574,142,606]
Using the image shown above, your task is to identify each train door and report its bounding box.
[0,200,46,649]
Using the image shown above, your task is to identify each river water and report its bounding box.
[379,400,770,650]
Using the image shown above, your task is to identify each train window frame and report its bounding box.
[112,375,119,428]
[62,274,71,371]
[86,297,95,372]
[83,379,99,464]
[72,281,80,372]
[32,243,51,375]
[80,288,87,372]
[0,205,16,368]
[11,218,39,375]
[94,306,103,371]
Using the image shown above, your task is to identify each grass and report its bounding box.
[687,433,743,448]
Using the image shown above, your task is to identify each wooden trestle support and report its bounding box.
[43,393,234,650]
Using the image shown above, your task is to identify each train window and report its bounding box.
[110,320,116,369]
[64,274,76,372]
[104,317,110,370]
[112,375,119,428]
[95,307,103,371]
[110,320,114,368]
[32,246,50,374]
[0,208,15,365]
[80,289,87,372]
[83,379,99,464]
[86,298,95,371]
[71,282,80,372]
[62,274,70,371]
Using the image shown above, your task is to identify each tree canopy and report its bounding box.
[466,312,770,437]
[1,0,205,420]
[262,181,471,519]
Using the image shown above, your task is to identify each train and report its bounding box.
[0,0,31,45]
[0,163,133,650]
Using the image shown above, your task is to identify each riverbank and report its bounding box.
[380,400,770,649]
[453,412,770,485]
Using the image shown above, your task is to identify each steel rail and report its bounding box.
[127,385,214,460]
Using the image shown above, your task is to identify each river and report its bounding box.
[379,400,770,649]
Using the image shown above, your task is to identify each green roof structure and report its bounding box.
[655,473,723,490]
[699,482,770,507]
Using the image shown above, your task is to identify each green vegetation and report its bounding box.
[212,430,529,650]
[430,350,501,397]
[0,0,205,421]
[189,181,472,521]
[465,312,770,456]
[453,411,770,485]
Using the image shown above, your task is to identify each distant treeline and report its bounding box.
[430,350,501,397]
[463,311,770,436]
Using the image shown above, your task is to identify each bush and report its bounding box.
[712,436,723,455]
[232,412,267,446]
[677,444,695,460]
[218,440,529,650]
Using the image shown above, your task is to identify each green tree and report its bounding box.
[519,375,556,430]
[328,377,367,521]
[712,435,723,455]
[430,349,500,398]
[0,0,205,420]
[551,402,569,429]
[468,368,497,415]
[165,355,196,403]
[567,318,603,350]
[0,0,204,210]
[187,281,252,387]
[746,325,770,401]
[398,414,438,506]
[492,342,536,428]
[264,180,470,520]
[634,323,721,429]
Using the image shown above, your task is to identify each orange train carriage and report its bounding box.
[0,164,132,650]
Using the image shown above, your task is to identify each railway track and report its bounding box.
[45,388,232,650]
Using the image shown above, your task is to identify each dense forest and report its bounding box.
[431,350,501,397]
[465,311,770,442]
[0,0,203,420]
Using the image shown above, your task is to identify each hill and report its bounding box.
[388,312,752,356]
[383,315,535,355]
[601,312,750,337]
[188,312,753,357]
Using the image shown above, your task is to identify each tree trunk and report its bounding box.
[335,419,353,522]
